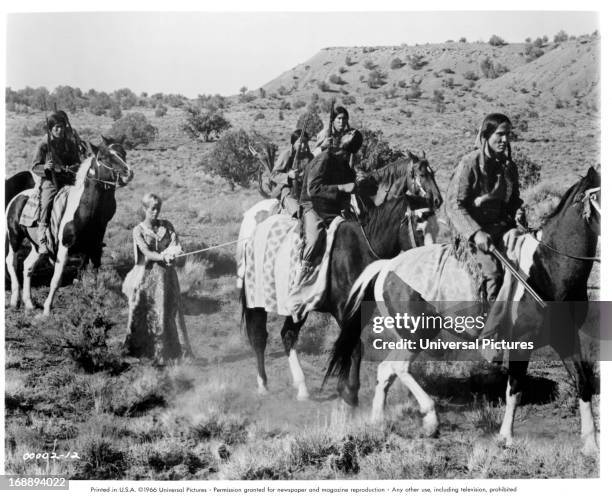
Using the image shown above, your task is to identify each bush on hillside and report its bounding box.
[355,128,405,172]
[108,104,123,121]
[200,129,259,190]
[488,35,507,46]
[155,104,168,117]
[513,149,541,189]
[296,104,324,139]
[554,30,569,43]
[390,57,405,69]
[181,106,231,142]
[108,112,157,149]
[480,57,509,79]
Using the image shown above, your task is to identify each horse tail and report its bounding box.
[323,260,388,384]
[5,171,36,208]
[343,259,389,322]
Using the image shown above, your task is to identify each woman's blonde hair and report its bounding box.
[139,193,162,220]
[142,193,162,209]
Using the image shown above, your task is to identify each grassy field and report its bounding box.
[3,35,601,480]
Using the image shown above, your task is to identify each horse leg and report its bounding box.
[245,308,269,394]
[22,247,42,310]
[371,358,397,423]
[338,340,362,408]
[42,246,68,316]
[6,245,21,308]
[560,353,597,455]
[281,317,309,400]
[499,356,529,446]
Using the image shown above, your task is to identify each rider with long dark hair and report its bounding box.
[32,110,82,254]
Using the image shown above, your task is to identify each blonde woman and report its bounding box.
[122,193,192,364]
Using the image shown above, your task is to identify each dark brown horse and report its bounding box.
[240,164,442,405]
[6,137,133,315]
[326,167,601,453]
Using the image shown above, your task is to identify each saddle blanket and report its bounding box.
[17,187,70,253]
[241,214,343,321]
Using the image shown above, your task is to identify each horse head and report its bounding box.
[88,135,133,187]
[576,166,601,235]
[406,150,443,210]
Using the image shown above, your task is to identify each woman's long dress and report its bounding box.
[122,220,184,364]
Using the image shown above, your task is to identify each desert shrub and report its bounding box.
[555,98,565,109]
[200,128,258,189]
[113,88,138,110]
[345,55,356,66]
[341,95,356,105]
[363,59,376,70]
[278,110,284,121]
[364,96,377,105]
[108,104,122,121]
[278,85,290,96]
[21,120,46,137]
[513,149,542,189]
[405,78,423,99]
[155,104,168,117]
[442,77,454,88]
[108,112,157,148]
[292,99,306,109]
[459,37,467,43]
[407,54,427,70]
[367,69,387,88]
[279,100,291,110]
[317,81,331,92]
[88,92,112,115]
[181,106,231,142]
[488,34,507,46]
[259,88,266,98]
[254,112,265,121]
[432,89,445,113]
[296,104,324,138]
[533,37,544,48]
[554,30,569,43]
[480,57,509,79]
[390,57,404,69]
[397,79,406,88]
[338,66,348,74]
[464,70,479,81]
[524,43,545,61]
[383,87,398,99]
[329,74,347,85]
[75,439,126,479]
[356,128,405,172]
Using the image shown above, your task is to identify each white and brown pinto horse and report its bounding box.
[327,167,601,454]
[6,136,133,315]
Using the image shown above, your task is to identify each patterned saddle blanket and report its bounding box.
[240,213,343,322]
[17,187,70,253]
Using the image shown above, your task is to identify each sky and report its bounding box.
[4,9,601,98]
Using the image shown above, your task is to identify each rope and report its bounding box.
[174,237,251,259]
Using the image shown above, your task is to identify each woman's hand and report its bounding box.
[473,230,493,253]
[162,252,175,265]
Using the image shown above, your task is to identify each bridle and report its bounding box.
[530,186,601,263]
[88,145,131,190]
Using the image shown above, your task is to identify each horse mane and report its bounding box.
[367,157,411,185]
[543,174,589,223]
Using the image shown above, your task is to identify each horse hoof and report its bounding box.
[257,385,269,396]
[422,410,439,437]
[581,438,599,457]
[296,390,310,401]
[497,433,513,447]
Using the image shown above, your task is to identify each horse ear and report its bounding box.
[119,134,127,145]
[421,150,426,159]
[90,143,99,155]
[101,135,111,146]
[586,166,599,181]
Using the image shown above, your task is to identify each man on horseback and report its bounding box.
[296,128,363,286]
[446,113,525,302]
[32,110,83,254]
[270,129,313,217]
[313,105,352,156]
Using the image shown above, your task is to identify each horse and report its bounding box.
[6,136,133,315]
[239,154,443,404]
[357,151,441,244]
[325,167,601,454]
